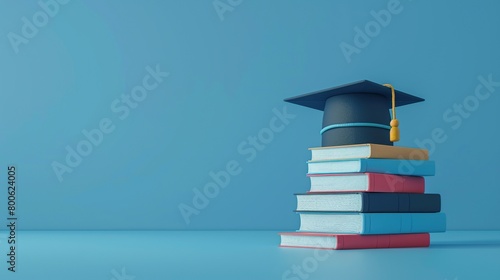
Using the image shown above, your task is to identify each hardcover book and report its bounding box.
[295,193,441,213]
[279,232,430,250]
[308,172,424,193]
[298,212,446,234]
[309,144,429,161]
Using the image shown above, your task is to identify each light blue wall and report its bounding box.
[1,0,499,230]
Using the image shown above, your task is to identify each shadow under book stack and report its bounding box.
[280,144,447,250]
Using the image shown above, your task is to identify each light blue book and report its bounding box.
[298,212,446,234]
[307,158,435,176]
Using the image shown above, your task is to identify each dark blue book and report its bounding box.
[295,193,441,213]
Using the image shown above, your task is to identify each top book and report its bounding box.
[309,144,428,161]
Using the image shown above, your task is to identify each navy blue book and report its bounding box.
[307,158,435,176]
[295,193,441,213]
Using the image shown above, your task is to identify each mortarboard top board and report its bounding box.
[284,80,424,147]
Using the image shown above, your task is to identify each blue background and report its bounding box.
[1,0,499,230]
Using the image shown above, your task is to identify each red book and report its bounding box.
[279,232,430,250]
[307,172,424,193]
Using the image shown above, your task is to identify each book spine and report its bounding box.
[337,233,430,249]
[363,193,402,213]
[407,194,441,212]
[360,193,440,213]
[364,159,436,176]
[369,173,425,193]
[370,146,429,160]
[362,213,446,234]
[406,213,447,233]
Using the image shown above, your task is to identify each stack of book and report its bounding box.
[280,144,446,250]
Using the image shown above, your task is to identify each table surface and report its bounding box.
[0,230,499,280]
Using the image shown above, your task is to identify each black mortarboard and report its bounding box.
[285,80,424,147]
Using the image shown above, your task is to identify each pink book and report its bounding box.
[279,232,430,250]
[307,172,424,193]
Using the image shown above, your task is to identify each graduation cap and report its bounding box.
[285,80,424,147]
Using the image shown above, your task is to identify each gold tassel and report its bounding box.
[383,84,400,142]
